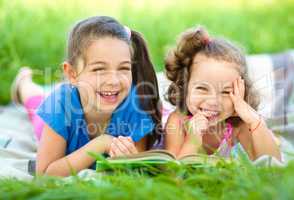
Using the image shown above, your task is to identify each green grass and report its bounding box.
[0,0,293,104]
[0,1,293,197]
[1,160,294,200]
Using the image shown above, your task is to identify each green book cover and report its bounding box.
[95,150,227,171]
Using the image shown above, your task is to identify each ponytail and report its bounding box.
[130,30,162,148]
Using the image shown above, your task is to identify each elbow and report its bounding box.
[252,151,282,163]
[36,163,67,177]
[272,151,282,162]
[44,165,70,177]
[35,162,47,176]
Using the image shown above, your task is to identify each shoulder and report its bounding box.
[37,83,79,114]
[166,110,180,123]
[165,109,188,129]
[36,83,83,140]
[167,109,188,122]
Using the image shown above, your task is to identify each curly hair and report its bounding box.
[164,26,260,126]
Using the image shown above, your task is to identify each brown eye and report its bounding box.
[196,86,207,91]
[222,91,231,96]
[92,67,105,72]
[119,66,131,71]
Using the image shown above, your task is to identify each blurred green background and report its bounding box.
[0,0,293,104]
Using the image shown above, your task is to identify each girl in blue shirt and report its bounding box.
[11,16,162,176]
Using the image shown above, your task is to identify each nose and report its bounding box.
[104,71,121,86]
[204,93,220,110]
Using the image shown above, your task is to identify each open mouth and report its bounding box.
[97,91,120,104]
[199,108,220,121]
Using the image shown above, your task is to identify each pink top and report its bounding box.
[185,115,234,157]
[215,121,234,157]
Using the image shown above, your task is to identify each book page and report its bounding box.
[107,149,177,162]
[178,153,221,165]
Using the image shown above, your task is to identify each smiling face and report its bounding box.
[69,37,132,114]
[186,54,241,125]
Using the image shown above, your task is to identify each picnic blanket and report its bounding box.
[0,106,37,180]
[0,50,293,180]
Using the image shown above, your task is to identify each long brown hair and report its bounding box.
[67,16,162,147]
[165,26,260,126]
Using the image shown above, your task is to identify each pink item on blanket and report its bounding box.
[23,95,45,141]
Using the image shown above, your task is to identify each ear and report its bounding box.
[63,62,77,84]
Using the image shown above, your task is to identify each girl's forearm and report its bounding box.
[43,134,113,177]
[250,120,281,161]
[176,134,202,158]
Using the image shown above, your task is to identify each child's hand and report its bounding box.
[109,136,138,158]
[230,76,260,126]
[182,112,209,149]
[188,112,209,134]
[185,112,209,143]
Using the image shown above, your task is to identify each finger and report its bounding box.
[237,76,242,93]
[234,79,240,96]
[109,149,114,157]
[191,115,208,132]
[111,139,126,156]
[192,112,209,125]
[240,78,245,98]
[189,116,206,132]
[230,91,236,101]
[112,142,127,157]
[119,136,133,143]
[110,143,121,157]
[112,146,122,157]
[113,138,131,155]
[193,111,207,121]
[126,136,133,142]
[229,92,238,116]
[118,136,137,153]
[230,92,238,109]
[114,138,130,155]
[198,120,209,132]
[110,142,118,154]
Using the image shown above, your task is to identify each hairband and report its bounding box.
[124,26,131,40]
[195,27,211,46]
[202,36,211,46]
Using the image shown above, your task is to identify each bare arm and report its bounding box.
[175,112,206,158]
[230,76,281,161]
[164,111,186,156]
[237,121,281,161]
[36,124,113,177]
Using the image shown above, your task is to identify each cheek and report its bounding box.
[117,71,132,93]
[222,97,234,112]
[186,91,203,114]
[121,72,132,87]
[76,75,98,91]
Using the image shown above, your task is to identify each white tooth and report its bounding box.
[200,108,219,116]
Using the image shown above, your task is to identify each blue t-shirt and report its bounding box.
[36,83,155,157]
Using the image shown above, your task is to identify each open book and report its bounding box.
[96,150,227,171]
